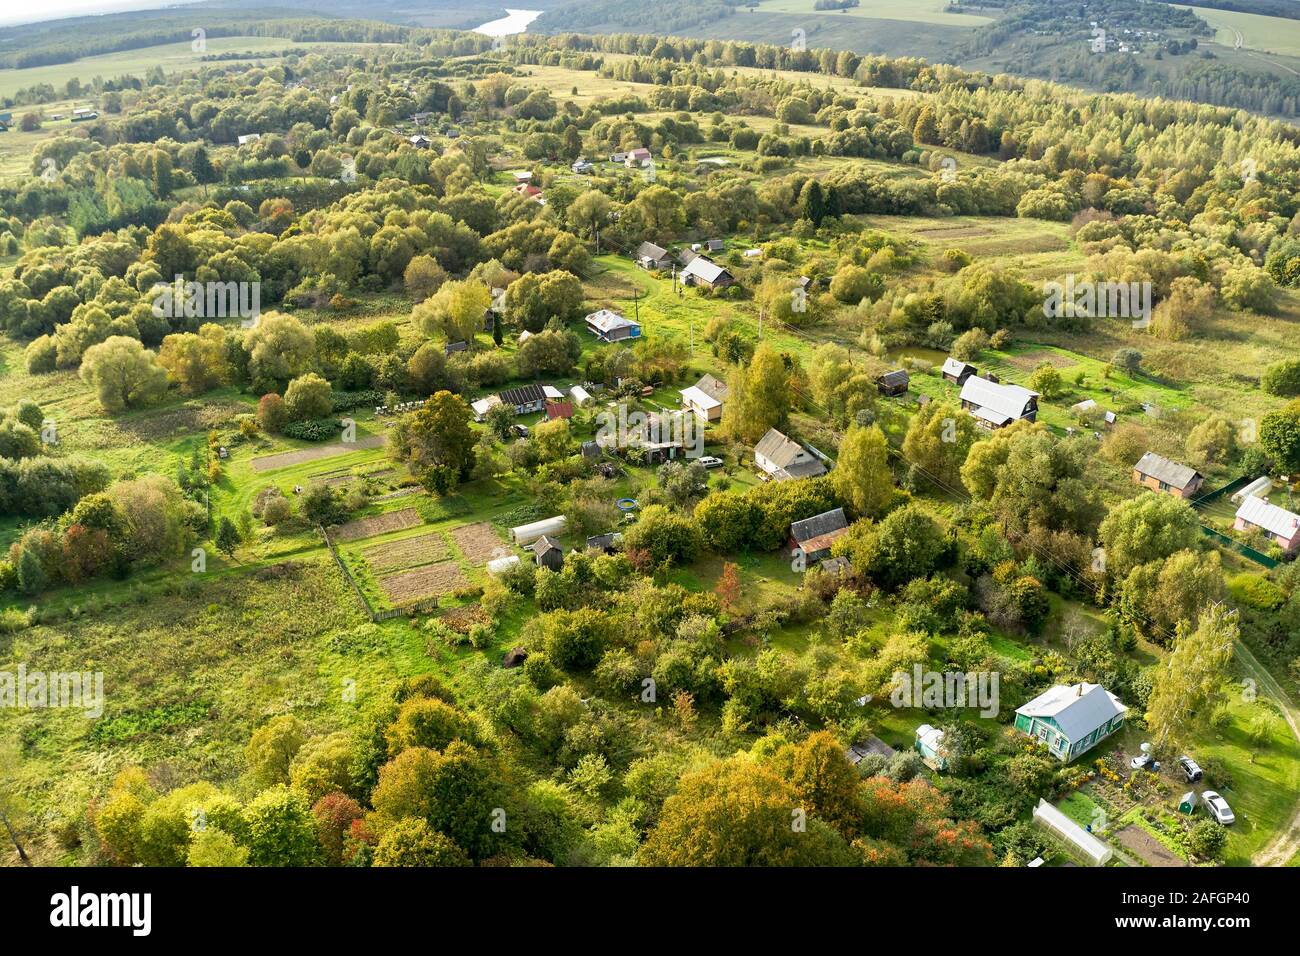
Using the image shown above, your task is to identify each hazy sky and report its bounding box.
[0,0,203,29]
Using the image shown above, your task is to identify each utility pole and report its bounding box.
[631,289,640,324]
[690,320,694,354]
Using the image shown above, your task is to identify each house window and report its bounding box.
[1158,481,1169,491]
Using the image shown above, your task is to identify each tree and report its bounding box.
[1098,493,1202,578]
[404,254,448,302]
[413,279,490,344]
[622,504,701,566]
[1260,400,1300,473]
[1118,550,1225,644]
[283,373,333,421]
[158,327,227,395]
[257,393,289,433]
[657,459,709,509]
[831,424,893,518]
[388,390,476,491]
[641,757,853,866]
[694,492,760,552]
[1146,604,1236,748]
[374,818,471,867]
[79,336,168,414]
[245,716,306,788]
[716,561,741,607]
[1186,819,1227,862]
[1261,359,1300,397]
[244,312,315,393]
[370,742,503,860]
[854,504,946,590]
[242,786,320,867]
[723,342,790,444]
[214,516,240,560]
[901,400,981,489]
[187,828,249,867]
[1027,363,1062,399]
[1185,415,1235,466]
[16,547,45,595]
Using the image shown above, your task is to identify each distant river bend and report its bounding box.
[473,9,543,37]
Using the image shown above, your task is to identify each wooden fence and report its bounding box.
[318,526,438,622]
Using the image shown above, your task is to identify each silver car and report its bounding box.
[1201,790,1235,825]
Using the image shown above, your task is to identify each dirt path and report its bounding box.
[1236,641,1300,867]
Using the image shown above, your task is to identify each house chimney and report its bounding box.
[1076,685,1084,697]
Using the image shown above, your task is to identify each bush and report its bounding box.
[1262,359,1300,397]
[282,418,341,442]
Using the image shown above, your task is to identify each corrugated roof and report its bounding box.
[499,383,548,406]
[942,357,975,377]
[635,241,668,262]
[586,309,638,334]
[680,386,721,411]
[790,507,848,544]
[1134,452,1202,490]
[695,373,729,402]
[681,257,731,284]
[755,428,804,468]
[960,376,1037,422]
[1016,683,1127,742]
[1236,494,1300,539]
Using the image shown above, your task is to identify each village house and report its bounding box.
[512,182,543,202]
[470,395,502,422]
[545,401,574,421]
[585,308,642,343]
[237,133,262,146]
[1014,683,1128,762]
[531,535,564,571]
[609,151,628,164]
[1234,495,1300,554]
[876,369,910,397]
[941,357,978,384]
[754,428,828,481]
[408,134,432,149]
[625,147,651,166]
[498,383,548,415]
[680,373,729,422]
[705,238,725,253]
[1132,452,1205,499]
[634,241,673,271]
[410,111,434,125]
[571,158,593,174]
[788,507,849,561]
[959,376,1039,428]
[680,256,736,290]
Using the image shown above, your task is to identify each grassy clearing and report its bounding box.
[757,0,993,27]
[0,38,396,100]
[1176,5,1300,58]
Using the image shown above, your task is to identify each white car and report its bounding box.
[1130,753,1159,772]
[698,456,724,469]
[1201,790,1235,825]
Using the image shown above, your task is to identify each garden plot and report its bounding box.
[333,508,421,542]
[250,435,385,472]
[450,521,510,563]
[362,532,449,574]
[378,561,468,605]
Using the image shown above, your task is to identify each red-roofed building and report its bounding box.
[546,401,574,420]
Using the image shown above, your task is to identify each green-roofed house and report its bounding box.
[1014,682,1128,762]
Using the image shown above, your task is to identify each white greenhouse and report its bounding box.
[509,516,567,545]
[1032,799,1113,866]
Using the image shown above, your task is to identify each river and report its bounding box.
[474,9,543,38]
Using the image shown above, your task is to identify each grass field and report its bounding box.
[757,0,993,27]
[1178,5,1300,59]
[0,37,396,100]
